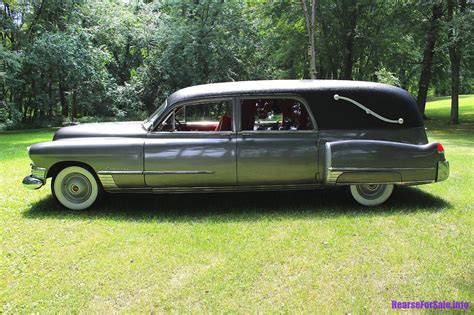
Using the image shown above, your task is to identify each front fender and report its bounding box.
[28,137,145,188]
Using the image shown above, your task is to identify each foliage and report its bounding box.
[0,96,473,312]
[1,0,473,129]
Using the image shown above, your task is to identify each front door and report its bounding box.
[236,97,319,185]
[145,99,236,187]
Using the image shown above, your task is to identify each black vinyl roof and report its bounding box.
[167,80,424,129]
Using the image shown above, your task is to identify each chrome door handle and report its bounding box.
[240,132,253,136]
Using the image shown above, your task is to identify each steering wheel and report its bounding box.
[174,118,184,131]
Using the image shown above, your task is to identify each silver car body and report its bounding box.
[23,80,449,193]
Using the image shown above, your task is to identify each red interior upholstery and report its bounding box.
[183,122,218,131]
[215,115,232,131]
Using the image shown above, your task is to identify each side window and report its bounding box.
[241,98,314,131]
[158,100,233,132]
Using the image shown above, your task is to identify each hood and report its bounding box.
[53,121,147,140]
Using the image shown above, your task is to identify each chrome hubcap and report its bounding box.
[61,173,92,204]
[356,184,385,200]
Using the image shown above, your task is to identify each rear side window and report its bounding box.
[241,98,314,131]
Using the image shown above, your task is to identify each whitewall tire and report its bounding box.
[52,166,100,210]
[350,184,394,206]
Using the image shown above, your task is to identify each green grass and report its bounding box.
[1,97,473,313]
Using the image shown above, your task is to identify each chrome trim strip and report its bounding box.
[98,170,142,175]
[329,167,436,171]
[97,174,118,189]
[337,180,435,186]
[150,184,322,194]
[325,142,333,183]
[334,94,404,125]
[144,170,215,175]
[400,180,435,185]
[98,170,215,175]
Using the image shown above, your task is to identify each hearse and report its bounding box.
[23,80,449,210]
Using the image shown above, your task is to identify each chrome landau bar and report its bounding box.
[334,94,404,125]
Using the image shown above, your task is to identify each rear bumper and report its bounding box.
[22,165,47,190]
[436,160,449,182]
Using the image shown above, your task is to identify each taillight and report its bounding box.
[437,143,444,153]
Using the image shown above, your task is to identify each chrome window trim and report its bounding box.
[151,97,236,133]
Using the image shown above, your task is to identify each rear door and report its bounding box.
[236,96,319,185]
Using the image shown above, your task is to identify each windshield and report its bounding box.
[142,100,167,130]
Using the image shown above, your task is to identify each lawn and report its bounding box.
[1,96,473,313]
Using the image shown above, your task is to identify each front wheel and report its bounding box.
[52,166,100,210]
[350,184,394,206]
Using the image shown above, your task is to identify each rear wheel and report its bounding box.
[350,184,394,206]
[52,166,100,210]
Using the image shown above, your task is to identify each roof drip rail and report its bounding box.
[333,94,404,125]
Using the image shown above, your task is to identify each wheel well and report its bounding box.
[47,161,97,179]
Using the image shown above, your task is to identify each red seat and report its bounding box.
[215,115,232,131]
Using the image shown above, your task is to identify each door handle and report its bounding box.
[240,132,253,137]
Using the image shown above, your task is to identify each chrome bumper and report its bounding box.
[436,160,449,182]
[22,165,47,190]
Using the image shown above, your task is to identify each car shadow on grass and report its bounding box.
[23,186,451,222]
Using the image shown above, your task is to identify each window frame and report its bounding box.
[151,97,236,134]
[238,94,318,133]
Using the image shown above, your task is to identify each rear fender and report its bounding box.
[325,140,443,185]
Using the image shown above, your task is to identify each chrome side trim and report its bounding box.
[98,171,142,175]
[400,180,435,185]
[98,170,215,175]
[150,184,322,194]
[324,142,336,184]
[144,170,215,175]
[337,180,435,186]
[97,174,118,189]
[334,94,404,125]
[327,171,343,184]
[330,167,436,171]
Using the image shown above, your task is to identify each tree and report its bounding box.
[341,0,357,80]
[300,0,318,79]
[416,1,443,117]
[446,0,468,124]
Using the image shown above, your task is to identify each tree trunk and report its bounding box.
[320,13,337,78]
[447,0,467,125]
[342,0,357,80]
[416,2,443,117]
[71,90,78,120]
[59,83,68,117]
[301,0,318,79]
